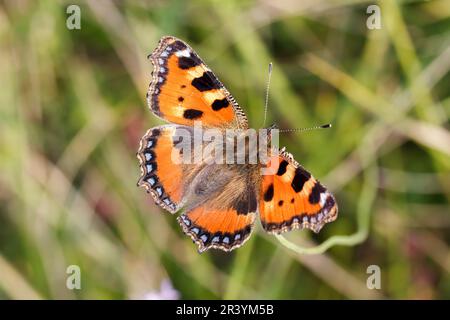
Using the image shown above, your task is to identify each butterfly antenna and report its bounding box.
[263,62,273,127]
[279,123,332,133]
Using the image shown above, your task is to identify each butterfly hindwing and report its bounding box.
[178,207,256,252]
[137,124,199,213]
[259,149,338,234]
[147,36,248,129]
[177,164,258,252]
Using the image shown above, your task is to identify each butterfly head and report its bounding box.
[261,123,278,140]
[260,123,279,150]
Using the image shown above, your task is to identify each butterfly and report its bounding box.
[137,36,338,252]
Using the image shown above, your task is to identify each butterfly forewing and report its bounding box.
[147,36,248,129]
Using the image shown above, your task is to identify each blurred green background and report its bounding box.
[1,0,450,299]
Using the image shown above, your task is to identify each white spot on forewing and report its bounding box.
[161,51,168,57]
[146,164,153,172]
[223,237,230,244]
[160,67,165,73]
[145,153,152,161]
[212,236,220,243]
[175,48,191,57]
[320,192,328,206]
[158,58,164,65]
[200,235,208,242]
[148,177,155,185]
[147,140,153,148]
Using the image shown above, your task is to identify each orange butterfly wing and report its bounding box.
[147,36,248,129]
[177,163,259,252]
[259,149,338,233]
[178,206,256,253]
[137,125,193,213]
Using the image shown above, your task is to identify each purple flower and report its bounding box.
[141,279,180,300]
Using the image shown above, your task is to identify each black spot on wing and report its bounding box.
[152,128,161,137]
[178,96,184,102]
[248,189,257,212]
[183,109,203,120]
[263,184,274,202]
[171,40,188,51]
[278,200,284,206]
[234,198,248,215]
[291,167,311,192]
[308,182,327,204]
[212,98,229,111]
[178,55,202,69]
[324,195,336,212]
[191,71,221,92]
[277,160,288,176]
[234,187,257,215]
